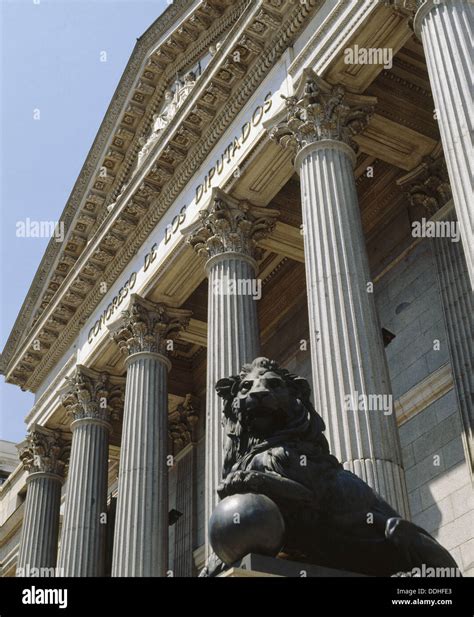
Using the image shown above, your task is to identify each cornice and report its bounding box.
[2,0,322,391]
[288,0,375,80]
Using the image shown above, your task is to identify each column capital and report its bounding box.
[386,0,420,19]
[60,366,125,426]
[168,394,200,456]
[413,0,449,37]
[17,424,68,479]
[108,294,192,356]
[397,143,452,216]
[182,188,279,263]
[391,0,422,5]
[269,71,376,160]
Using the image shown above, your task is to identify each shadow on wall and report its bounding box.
[405,453,473,576]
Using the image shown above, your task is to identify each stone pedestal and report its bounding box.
[58,368,123,577]
[108,294,191,576]
[183,189,278,552]
[270,73,409,516]
[219,553,368,577]
[414,0,474,288]
[16,427,66,574]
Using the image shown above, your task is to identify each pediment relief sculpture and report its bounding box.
[134,70,198,174]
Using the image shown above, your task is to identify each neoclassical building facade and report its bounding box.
[0,0,472,577]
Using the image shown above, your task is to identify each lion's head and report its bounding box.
[216,357,329,478]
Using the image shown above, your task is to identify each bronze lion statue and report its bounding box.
[201,357,459,577]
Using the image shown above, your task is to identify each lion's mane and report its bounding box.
[216,358,334,482]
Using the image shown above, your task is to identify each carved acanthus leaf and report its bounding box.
[168,394,200,454]
[184,189,279,260]
[108,294,192,356]
[397,145,452,215]
[61,366,124,424]
[269,73,376,153]
[17,425,68,477]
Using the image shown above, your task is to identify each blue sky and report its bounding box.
[0,0,168,442]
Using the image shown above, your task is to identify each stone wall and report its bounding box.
[375,240,473,576]
[261,302,314,396]
[375,241,450,397]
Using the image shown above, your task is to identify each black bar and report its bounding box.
[0,576,471,617]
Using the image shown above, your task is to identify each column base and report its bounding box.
[343,458,410,519]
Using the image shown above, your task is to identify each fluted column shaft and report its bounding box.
[58,418,110,576]
[17,472,62,573]
[415,0,474,288]
[16,426,66,576]
[108,294,191,576]
[270,73,410,515]
[205,253,261,521]
[111,352,169,576]
[57,367,122,577]
[431,206,473,470]
[183,189,278,555]
[296,140,409,516]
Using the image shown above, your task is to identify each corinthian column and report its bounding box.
[414,0,474,289]
[182,189,278,549]
[270,72,409,516]
[108,294,191,576]
[58,367,123,577]
[16,426,67,575]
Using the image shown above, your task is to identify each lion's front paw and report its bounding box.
[218,470,262,498]
[198,552,226,577]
